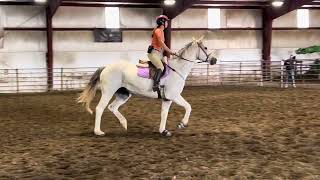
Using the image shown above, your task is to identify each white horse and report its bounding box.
[78,37,217,136]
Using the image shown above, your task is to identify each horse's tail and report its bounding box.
[77,67,105,114]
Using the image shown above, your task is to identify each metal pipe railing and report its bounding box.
[1,59,320,93]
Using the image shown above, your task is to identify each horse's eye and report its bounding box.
[204,47,208,50]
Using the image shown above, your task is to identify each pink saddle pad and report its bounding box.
[137,65,170,79]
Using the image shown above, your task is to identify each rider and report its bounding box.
[148,15,176,91]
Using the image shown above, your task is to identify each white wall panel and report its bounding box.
[310,10,320,27]
[53,7,105,28]
[0,7,319,71]
[223,9,262,28]
[272,30,320,48]
[172,30,261,50]
[273,11,297,27]
[54,51,147,68]
[0,52,46,69]
[0,31,46,52]
[120,8,161,28]
[53,31,151,51]
[172,9,208,28]
[3,6,46,28]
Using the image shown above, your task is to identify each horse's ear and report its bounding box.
[192,37,197,45]
[198,35,205,42]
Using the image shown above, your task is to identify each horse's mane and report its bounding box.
[173,41,194,60]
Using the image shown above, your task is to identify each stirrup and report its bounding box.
[153,84,159,92]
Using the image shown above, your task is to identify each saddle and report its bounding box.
[136,60,168,79]
[136,60,171,101]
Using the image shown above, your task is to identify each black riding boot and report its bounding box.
[153,68,162,92]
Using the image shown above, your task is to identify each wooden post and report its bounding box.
[164,20,172,58]
[46,7,53,91]
[262,9,272,81]
[280,60,284,88]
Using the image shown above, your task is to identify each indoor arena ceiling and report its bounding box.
[1,0,320,9]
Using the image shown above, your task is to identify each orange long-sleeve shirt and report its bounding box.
[151,28,165,51]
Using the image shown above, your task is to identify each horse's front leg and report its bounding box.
[173,95,192,129]
[159,100,172,137]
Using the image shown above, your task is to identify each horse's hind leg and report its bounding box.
[108,88,131,130]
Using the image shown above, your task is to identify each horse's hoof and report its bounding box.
[120,121,127,131]
[177,122,188,129]
[94,130,105,136]
[161,129,172,137]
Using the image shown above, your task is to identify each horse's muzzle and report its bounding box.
[209,57,217,65]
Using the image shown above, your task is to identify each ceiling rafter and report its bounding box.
[1,0,319,11]
[267,0,315,20]
[47,0,62,17]
[163,0,201,19]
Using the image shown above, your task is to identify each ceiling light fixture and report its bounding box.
[164,0,176,6]
[34,0,47,3]
[272,1,284,7]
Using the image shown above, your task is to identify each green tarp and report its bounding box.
[296,45,320,54]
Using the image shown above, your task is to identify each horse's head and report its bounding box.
[178,36,217,65]
[196,36,217,65]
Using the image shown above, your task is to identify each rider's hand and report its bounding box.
[162,57,168,64]
[171,52,178,56]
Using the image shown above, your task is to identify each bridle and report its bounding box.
[174,42,212,63]
[167,42,212,80]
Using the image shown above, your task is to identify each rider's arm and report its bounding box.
[160,41,174,55]
[154,29,175,55]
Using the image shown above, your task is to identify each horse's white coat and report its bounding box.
[79,38,214,136]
